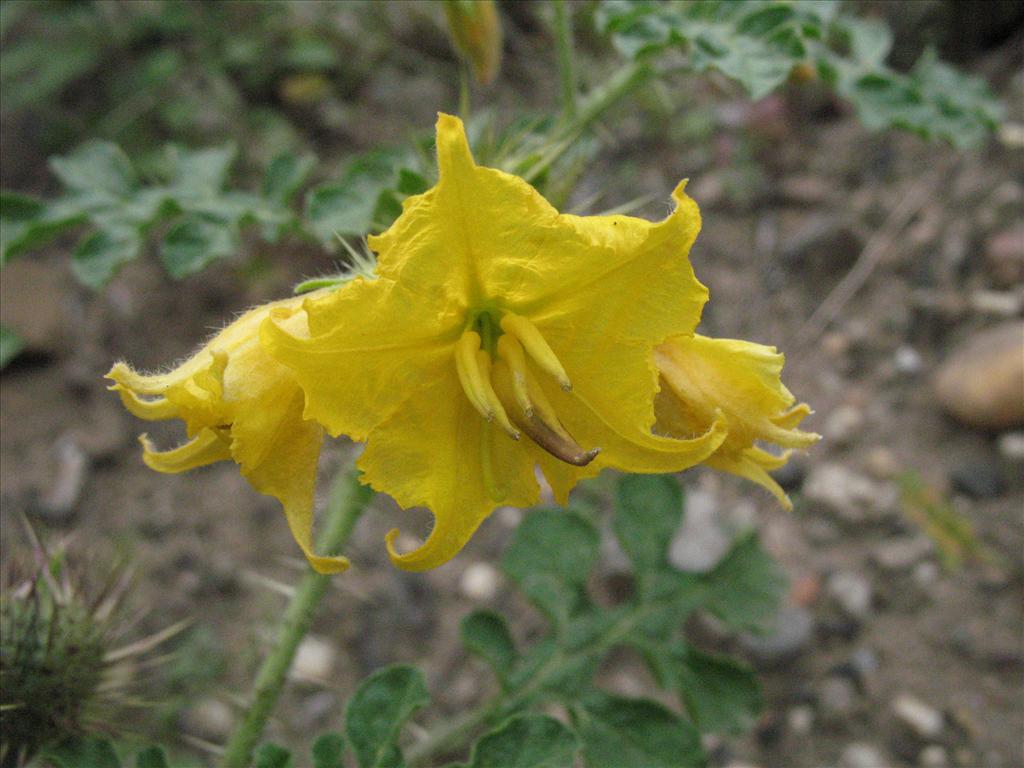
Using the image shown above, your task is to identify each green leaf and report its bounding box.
[1,192,86,263]
[397,168,429,196]
[306,182,378,242]
[49,141,137,197]
[672,645,761,735]
[0,325,24,369]
[44,737,122,768]
[160,215,240,278]
[263,153,316,204]
[466,715,579,768]
[613,474,682,587]
[502,509,600,625]
[461,610,518,688]
[254,743,294,768]
[163,144,237,196]
[135,746,171,768]
[345,664,429,768]
[574,692,705,768]
[312,733,346,768]
[702,533,787,633]
[72,229,141,288]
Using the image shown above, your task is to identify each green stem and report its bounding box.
[220,468,373,768]
[408,602,658,766]
[554,0,577,119]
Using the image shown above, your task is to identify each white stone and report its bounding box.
[804,463,898,524]
[826,570,873,621]
[892,693,944,739]
[894,345,924,375]
[997,431,1024,462]
[291,635,336,682]
[181,697,234,741]
[787,705,814,736]
[668,488,731,573]
[920,745,951,768]
[825,404,865,447]
[839,742,888,768]
[459,561,500,601]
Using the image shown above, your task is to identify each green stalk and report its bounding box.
[220,468,373,768]
[554,0,577,119]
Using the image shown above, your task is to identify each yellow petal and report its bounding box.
[261,276,462,441]
[357,360,539,571]
[140,430,231,473]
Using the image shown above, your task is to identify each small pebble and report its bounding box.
[919,744,950,768]
[459,561,500,601]
[37,435,88,523]
[825,404,865,447]
[838,742,889,768]
[913,561,941,592]
[820,675,858,720]
[181,697,234,741]
[871,537,935,573]
[997,431,1024,462]
[950,461,1006,499]
[291,635,336,682]
[968,290,1023,318]
[669,488,732,573]
[804,464,899,525]
[894,345,924,375]
[739,605,813,668]
[892,693,944,739]
[865,446,900,480]
[787,705,814,736]
[826,570,873,622]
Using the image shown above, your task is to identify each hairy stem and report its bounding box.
[220,467,372,768]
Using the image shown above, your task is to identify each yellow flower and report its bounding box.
[262,113,727,571]
[106,294,349,574]
[654,334,820,509]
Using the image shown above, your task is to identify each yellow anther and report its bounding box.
[454,330,519,440]
[499,313,572,391]
[496,335,533,417]
[476,350,520,440]
[455,330,494,421]
[140,429,232,474]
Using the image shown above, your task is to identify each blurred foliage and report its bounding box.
[40,475,784,767]
[597,0,1004,148]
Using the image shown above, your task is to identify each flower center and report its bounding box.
[455,311,599,467]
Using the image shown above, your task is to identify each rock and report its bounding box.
[739,605,813,668]
[0,259,69,356]
[912,561,941,592]
[892,693,945,740]
[865,446,900,480]
[984,225,1024,288]
[291,635,336,682]
[839,743,889,768]
[35,435,88,523]
[820,675,858,721]
[787,704,814,736]
[824,404,865,448]
[840,646,881,694]
[919,745,951,768]
[968,290,1023,318]
[949,460,1006,499]
[997,431,1024,461]
[933,323,1024,430]
[804,463,899,525]
[459,561,500,601]
[668,488,732,573]
[181,697,234,741]
[871,537,935,573]
[825,570,873,622]
[894,345,924,376]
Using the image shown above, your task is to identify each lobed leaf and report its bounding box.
[460,610,519,689]
[573,692,705,768]
[701,533,788,633]
[613,474,682,591]
[345,664,429,768]
[311,733,346,768]
[462,715,579,768]
[501,509,600,627]
[670,644,762,735]
[254,743,294,768]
